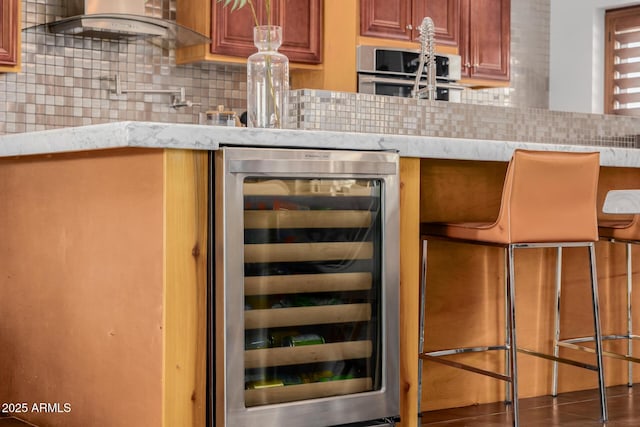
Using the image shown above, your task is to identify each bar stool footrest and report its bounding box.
[556,340,640,364]
[518,347,599,371]
[560,334,640,344]
[422,345,508,357]
[419,348,511,382]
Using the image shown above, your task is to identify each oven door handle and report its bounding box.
[359,75,422,85]
[360,75,466,92]
[229,159,397,175]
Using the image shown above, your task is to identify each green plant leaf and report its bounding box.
[217,0,263,26]
[218,0,250,11]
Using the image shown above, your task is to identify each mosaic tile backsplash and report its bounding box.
[1,0,248,134]
[291,90,640,148]
[2,0,546,134]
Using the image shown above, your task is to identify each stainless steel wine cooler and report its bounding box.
[214,146,400,427]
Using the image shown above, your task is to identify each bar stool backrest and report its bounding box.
[496,149,600,243]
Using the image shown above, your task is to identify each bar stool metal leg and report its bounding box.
[552,247,563,397]
[551,244,607,421]
[507,245,520,427]
[589,242,608,422]
[627,243,633,387]
[418,240,428,416]
[504,249,512,404]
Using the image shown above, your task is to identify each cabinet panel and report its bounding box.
[275,0,323,63]
[361,0,459,46]
[211,0,323,64]
[211,0,258,58]
[359,0,509,83]
[0,0,19,70]
[415,0,460,48]
[360,0,413,41]
[460,0,510,80]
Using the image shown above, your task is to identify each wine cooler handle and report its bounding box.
[229,159,397,175]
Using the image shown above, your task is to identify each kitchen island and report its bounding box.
[1,122,640,427]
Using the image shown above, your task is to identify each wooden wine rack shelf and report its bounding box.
[245,304,372,329]
[244,242,374,263]
[244,272,372,296]
[245,377,374,407]
[245,340,373,369]
[244,210,373,229]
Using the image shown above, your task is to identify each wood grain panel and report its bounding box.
[399,157,421,427]
[163,149,209,427]
[420,158,507,223]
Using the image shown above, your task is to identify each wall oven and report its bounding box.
[214,147,400,427]
[357,45,464,101]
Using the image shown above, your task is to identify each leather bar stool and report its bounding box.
[418,149,608,427]
[553,189,640,393]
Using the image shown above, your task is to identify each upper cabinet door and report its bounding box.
[460,0,510,80]
[360,0,413,41]
[0,0,20,71]
[414,0,460,48]
[211,0,259,58]
[361,0,460,47]
[211,0,323,64]
[274,0,323,64]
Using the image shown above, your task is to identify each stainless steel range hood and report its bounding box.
[47,0,210,48]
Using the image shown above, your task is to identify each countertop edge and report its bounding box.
[0,122,638,168]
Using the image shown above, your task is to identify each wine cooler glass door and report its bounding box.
[217,147,400,427]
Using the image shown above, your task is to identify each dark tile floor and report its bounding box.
[421,385,640,426]
[0,417,36,426]
[1,386,638,427]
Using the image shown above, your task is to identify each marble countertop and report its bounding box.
[1,121,639,167]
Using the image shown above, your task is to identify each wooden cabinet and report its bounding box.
[360,0,412,41]
[359,0,509,82]
[177,0,322,65]
[213,0,323,64]
[0,0,20,72]
[420,0,460,48]
[459,0,510,81]
[360,0,459,48]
